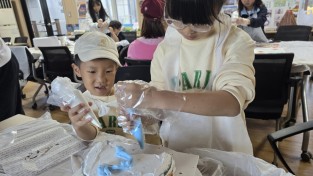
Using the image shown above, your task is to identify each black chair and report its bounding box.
[121,31,137,43]
[115,65,151,83]
[38,46,79,83]
[274,25,312,41]
[25,48,49,109]
[118,45,129,66]
[2,37,11,43]
[75,34,83,41]
[245,53,294,162]
[124,57,151,66]
[268,120,313,175]
[14,36,28,44]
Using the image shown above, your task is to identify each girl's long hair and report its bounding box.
[141,18,165,38]
[238,0,264,13]
[88,0,109,22]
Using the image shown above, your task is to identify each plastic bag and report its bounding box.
[47,77,102,128]
[114,80,186,147]
[185,148,294,176]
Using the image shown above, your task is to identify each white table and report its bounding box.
[254,41,313,74]
[0,114,34,131]
[0,115,199,176]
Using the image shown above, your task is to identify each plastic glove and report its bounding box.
[236,17,250,26]
[114,80,156,110]
[117,108,162,133]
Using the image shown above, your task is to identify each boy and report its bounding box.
[63,31,122,140]
[63,32,160,144]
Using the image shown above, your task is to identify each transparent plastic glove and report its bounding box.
[47,77,102,128]
[236,17,250,26]
[115,80,186,142]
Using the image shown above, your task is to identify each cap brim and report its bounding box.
[78,49,122,67]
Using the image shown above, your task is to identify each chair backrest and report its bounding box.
[38,46,75,82]
[118,45,129,66]
[14,37,28,44]
[121,31,137,43]
[245,53,294,119]
[2,37,11,43]
[33,36,60,48]
[75,34,83,41]
[115,65,151,83]
[9,46,30,79]
[274,25,312,41]
[124,57,151,66]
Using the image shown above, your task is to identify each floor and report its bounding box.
[20,78,313,176]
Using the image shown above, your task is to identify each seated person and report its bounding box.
[106,20,126,42]
[87,0,110,33]
[61,31,160,144]
[127,0,165,60]
[234,0,268,42]
[0,38,24,120]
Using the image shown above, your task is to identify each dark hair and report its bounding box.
[165,0,226,26]
[109,20,122,30]
[74,55,82,66]
[88,0,109,23]
[238,0,264,14]
[141,18,165,38]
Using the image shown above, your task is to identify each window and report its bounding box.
[102,0,137,24]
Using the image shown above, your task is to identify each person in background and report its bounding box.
[235,0,268,42]
[115,0,255,155]
[0,38,24,121]
[127,0,165,60]
[87,0,110,33]
[107,20,126,42]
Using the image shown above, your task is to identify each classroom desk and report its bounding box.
[0,114,34,131]
[0,114,293,176]
[0,114,199,176]
[254,41,313,74]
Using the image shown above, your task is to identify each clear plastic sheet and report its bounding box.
[47,77,102,128]
[82,138,174,176]
[114,80,186,141]
[185,148,294,176]
[0,113,86,176]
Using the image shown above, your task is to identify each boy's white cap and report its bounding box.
[74,31,122,66]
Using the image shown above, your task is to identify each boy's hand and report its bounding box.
[66,103,93,129]
[60,102,92,112]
